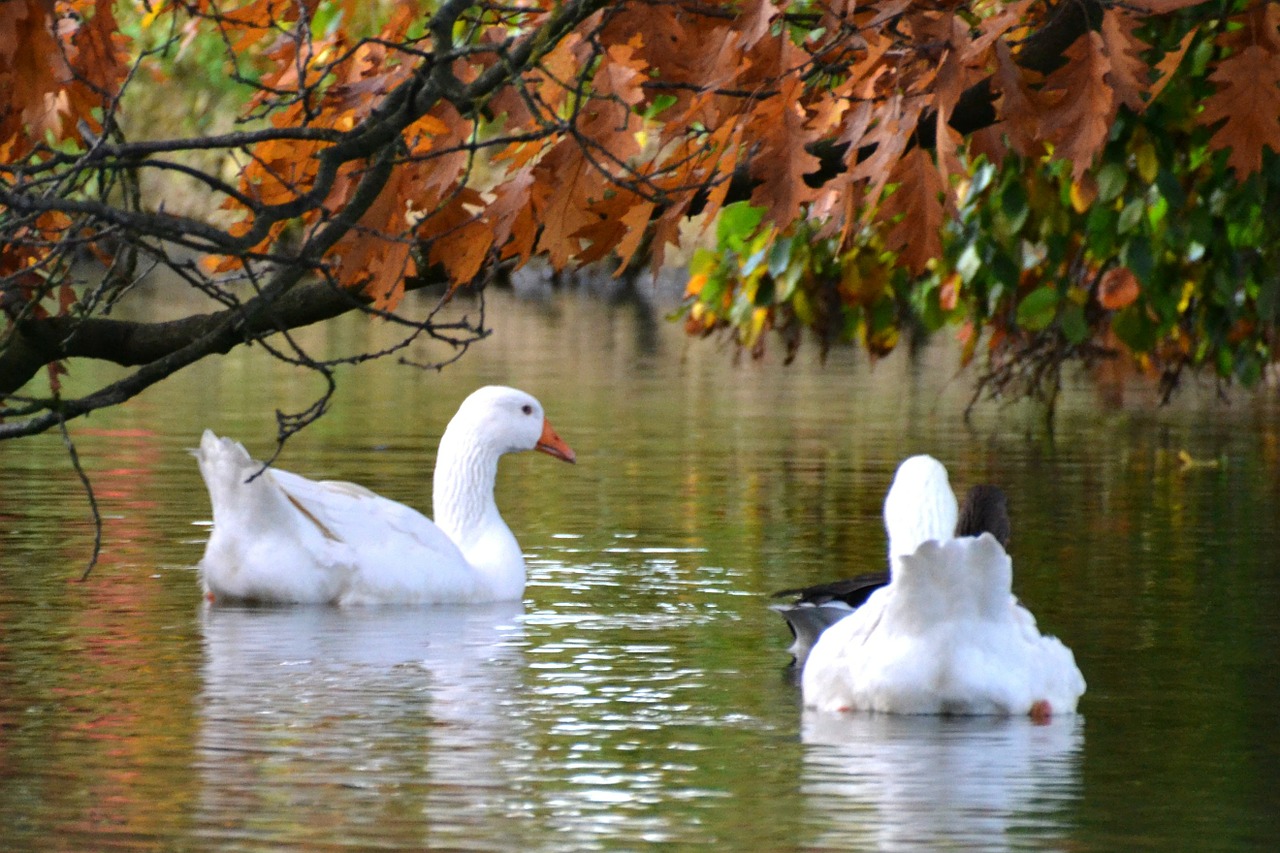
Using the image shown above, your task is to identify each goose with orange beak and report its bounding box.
[196,386,575,605]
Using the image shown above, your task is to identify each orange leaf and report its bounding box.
[483,167,538,261]
[748,76,823,224]
[0,0,67,147]
[1099,9,1149,112]
[685,272,708,298]
[533,143,600,268]
[1199,45,1280,177]
[849,94,926,211]
[1124,0,1209,11]
[1098,267,1140,310]
[881,147,945,275]
[939,272,961,312]
[1148,29,1196,104]
[613,199,655,274]
[1040,32,1116,180]
[405,113,449,155]
[329,165,419,310]
[734,0,781,51]
[993,40,1043,156]
[429,220,491,287]
[595,39,647,107]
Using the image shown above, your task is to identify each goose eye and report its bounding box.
[521,404,533,415]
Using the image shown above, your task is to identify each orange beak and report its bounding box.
[535,418,576,463]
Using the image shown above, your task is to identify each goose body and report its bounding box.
[773,466,1007,666]
[801,456,1085,716]
[195,386,575,605]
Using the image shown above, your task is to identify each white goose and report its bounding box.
[195,385,575,605]
[773,479,1010,667]
[802,455,1085,717]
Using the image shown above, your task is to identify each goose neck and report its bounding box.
[432,431,501,543]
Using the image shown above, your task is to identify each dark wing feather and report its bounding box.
[954,484,1010,547]
[771,571,890,607]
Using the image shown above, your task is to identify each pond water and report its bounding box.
[1,284,1278,850]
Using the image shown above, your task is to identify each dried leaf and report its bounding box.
[1124,0,1210,12]
[748,77,823,224]
[882,147,945,275]
[1040,32,1115,180]
[1100,10,1149,112]
[993,40,1042,156]
[1199,45,1280,176]
[1148,29,1196,103]
[849,94,925,212]
[1099,266,1141,310]
[533,142,601,268]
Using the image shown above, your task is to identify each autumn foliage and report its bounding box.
[2,1,1279,440]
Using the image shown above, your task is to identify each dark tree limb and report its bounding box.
[712,0,1109,205]
[0,0,613,442]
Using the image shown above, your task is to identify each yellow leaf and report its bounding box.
[743,307,770,347]
[1176,280,1195,313]
[141,2,169,28]
[1069,176,1097,213]
[407,113,449,137]
[685,272,708,298]
[1136,142,1158,183]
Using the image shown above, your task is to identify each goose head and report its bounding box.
[883,455,958,561]
[444,386,576,463]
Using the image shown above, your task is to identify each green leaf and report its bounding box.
[767,235,795,278]
[1237,351,1262,387]
[1096,163,1128,204]
[1146,193,1168,231]
[689,247,719,277]
[1122,234,1154,283]
[717,202,765,253]
[1086,205,1118,255]
[956,243,982,283]
[1155,167,1185,209]
[644,93,678,120]
[1112,304,1157,352]
[1118,198,1144,234]
[964,162,997,205]
[991,249,1021,294]
[699,271,727,307]
[1016,287,1059,331]
[754,275,776,307]
[1216,345,1233,377]
[997,181,1029,237]
[1257,273,1280,323]
[1060,302,1089,344]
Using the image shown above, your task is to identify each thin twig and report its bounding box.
[58,416,102,581]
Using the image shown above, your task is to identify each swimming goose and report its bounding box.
[773,474,1010,667]
[195,385,575,605]
[801,455,1085,717]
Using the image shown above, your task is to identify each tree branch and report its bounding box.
[714,0,1109,203]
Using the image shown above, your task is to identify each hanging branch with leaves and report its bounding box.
[3,0,1279,448]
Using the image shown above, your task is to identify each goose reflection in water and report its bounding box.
[196,603,527,848]
[801,711,1084,851]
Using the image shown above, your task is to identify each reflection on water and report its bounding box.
[197,604,527,849]
[2,287,1279,849]
[802,712,1083,851]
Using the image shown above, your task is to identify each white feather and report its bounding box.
[195,386,572,605]
[803,456,1086,716]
